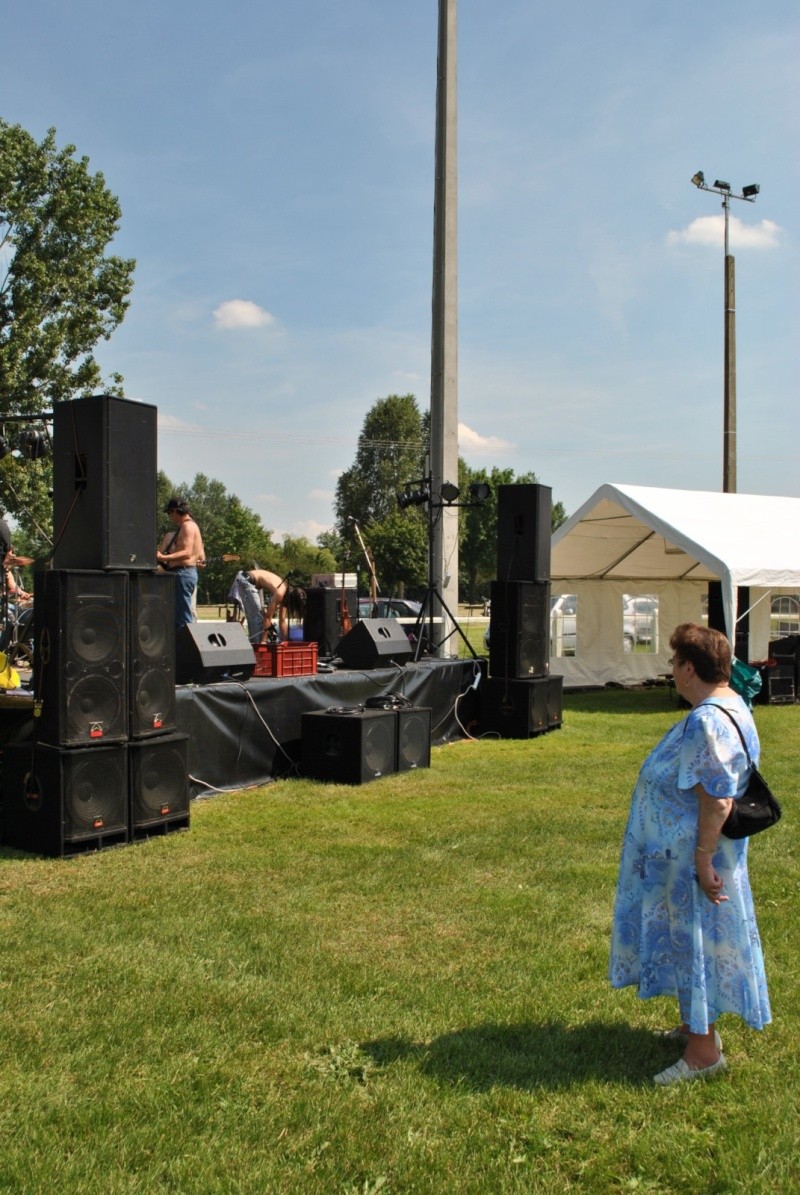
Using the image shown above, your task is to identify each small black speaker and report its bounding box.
[488,581,550,679]
[496,483,552,582]
[128,572,176,737]
[337,619,414,669]
[1,742,129,857]
[396,707,432,771]
[303,587,357,655]
[175,621,255,684]
[52,394,157,571]
[128,733,190,836]
[482,677,554,738]
[301,709,397,783]
[547,675,564,728]
[33,569,128,747]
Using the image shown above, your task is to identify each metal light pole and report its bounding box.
[690,172,760,493]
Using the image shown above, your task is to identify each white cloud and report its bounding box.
[213,299,276,329]
[667,215,782,250]
[309,488,334,502]
[291,519,333,541]
[458,422,512,453]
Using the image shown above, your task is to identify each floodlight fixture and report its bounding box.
[468,481,491,502]
[397,488,429,510]
[691,171,705,188]
[742,183,760,199]
[440,482,460,504]
[16,427,49,460]
[713,179,731,191]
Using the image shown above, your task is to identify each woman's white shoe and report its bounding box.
[653,1054,727,1086]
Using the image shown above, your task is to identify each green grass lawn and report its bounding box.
[1,689,798,1193]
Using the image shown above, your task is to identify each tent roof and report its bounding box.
[551,483,800,590]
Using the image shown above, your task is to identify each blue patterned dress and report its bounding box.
[609,695,771,1033]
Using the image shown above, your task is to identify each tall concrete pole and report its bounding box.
[429,0,459,653]
[723,207,737,492]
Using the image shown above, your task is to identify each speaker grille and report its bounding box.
[129,735,190,829]
[301,710,397,783]
[64,751,129,838]
[397,708,432,771]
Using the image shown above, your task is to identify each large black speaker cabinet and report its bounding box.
[53,394,157,571]
[303,587,357,656]
[708,582,750,664]
[481,676,561,738]
[128,573,176,737]
[337,619,414,669]
[128,733,190,836]
[488,580,550,679]
[1,742,129,857]
[301,709,397,784]
[496,483,552,583]
[396,707,432,771]
[175,620,254,684]
[33,570,128,747]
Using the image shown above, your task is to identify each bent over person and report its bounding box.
[229,569,306,643]
[609,623,771,1086]
[156,497,205,629]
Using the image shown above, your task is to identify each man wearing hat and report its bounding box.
[156,496,206,629]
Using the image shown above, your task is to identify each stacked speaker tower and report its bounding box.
[483,484,563,737]
[1,395,190,857]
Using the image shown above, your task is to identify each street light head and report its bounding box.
[691,171,705,188]
[742,183,760,198]
[713,180,731,191]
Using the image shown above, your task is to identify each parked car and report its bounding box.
[623,595,658,645]
[357,598,423,620]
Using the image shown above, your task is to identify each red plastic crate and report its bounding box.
[253,641,318,678]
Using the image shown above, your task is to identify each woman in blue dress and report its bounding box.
[609,623,771,1085]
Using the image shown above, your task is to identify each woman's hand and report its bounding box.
[695,855,728,904]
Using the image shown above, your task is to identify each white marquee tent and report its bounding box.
[549,483,800,688]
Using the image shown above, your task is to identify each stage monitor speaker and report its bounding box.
[33,569,128,747]
[52,394,157,571]
[496,483,552,583]
[129,733,190,835]
[303,587,357,656]
[488,580,550,679]
[1,742,129,857]
[175,621,255,684]
[301,709,397,784]
[128,572,176,737]
[481,677,552,738]
[337,619,414,669]
[396,707,432,771]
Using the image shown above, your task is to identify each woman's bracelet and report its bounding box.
[695,845,714,854]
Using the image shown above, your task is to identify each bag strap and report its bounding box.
[700,700,754,767]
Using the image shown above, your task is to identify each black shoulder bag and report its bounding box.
[712,705,782,840]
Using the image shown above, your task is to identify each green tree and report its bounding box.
[334,394,429,593]
[1,120,135,536]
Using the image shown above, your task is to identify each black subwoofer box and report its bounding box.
[303,587,357,656]
[488,580,550,679]
[33,569,128,747]
[336,619,414,669]
[128,572,176,736]
[1,742,129,857]
[301,709,397,784]
[481,676,561,738]
[52,394,157,571]
[128,733,190,835]
[175,621,254,684]
[496,483,552,583]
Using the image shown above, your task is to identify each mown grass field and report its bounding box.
[1,689,798,1194]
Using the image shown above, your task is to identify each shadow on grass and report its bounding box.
[362,1020,664,1090]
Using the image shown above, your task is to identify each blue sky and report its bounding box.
[3,0,798,541]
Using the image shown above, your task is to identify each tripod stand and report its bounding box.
[410,477,477,662]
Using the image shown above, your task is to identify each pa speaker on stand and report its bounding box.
[496,483,552,583]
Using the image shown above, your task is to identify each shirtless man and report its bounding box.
[156,497,205,629]
[229,568,305,643]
